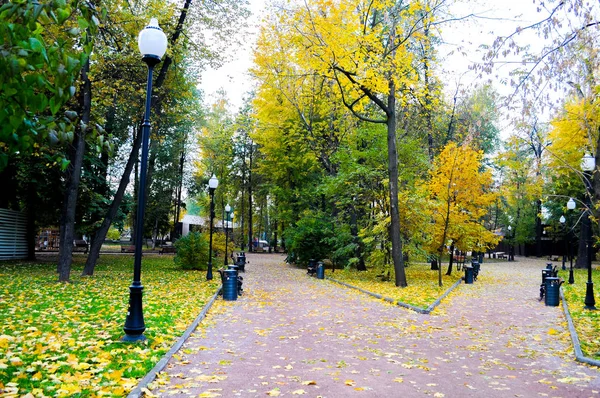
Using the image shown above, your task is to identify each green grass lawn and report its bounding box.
[329,263,461,308]
[0,255,219,396]
[559,267,600,359]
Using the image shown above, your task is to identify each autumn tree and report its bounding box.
[261,0,450,286]
[483,1,600,260]
[425,142,499,286]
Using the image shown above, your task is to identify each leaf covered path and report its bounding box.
[149,254,600,397]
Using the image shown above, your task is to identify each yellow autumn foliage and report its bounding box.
[424,142,499,257]
[547,97,600,174]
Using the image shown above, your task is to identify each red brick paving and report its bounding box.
[148,254,600,397]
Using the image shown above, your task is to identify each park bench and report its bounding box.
[233,252,246,272]
[73,240,89,254]
[121,245,135,253]
[159,245,176,254]
[547,255,560,261]
[494,252,506,259]
[307,259,317,276]
[453,253,466,271]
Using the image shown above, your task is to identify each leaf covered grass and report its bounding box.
[559,267,600,359]
[329,263,461,308]
[0,255,219,396]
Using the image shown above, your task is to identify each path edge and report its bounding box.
[126,287,222,398]
[560,287,600,367]
[326,277,462,314]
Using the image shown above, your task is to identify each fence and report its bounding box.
[0,208,28,260]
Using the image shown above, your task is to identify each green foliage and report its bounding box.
[0,0,100,170]
[174,232,209,270]
[285,212,334,265]
[324,224,356,268]
[211,231,235,265]
[106,227,121,241]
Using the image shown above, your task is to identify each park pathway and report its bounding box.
[148,254,600,397]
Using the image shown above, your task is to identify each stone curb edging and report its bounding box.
[325,276,462,314]
[560,287,600,368]
[126,287,222,398]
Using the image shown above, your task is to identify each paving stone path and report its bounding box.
[148,254,600,397]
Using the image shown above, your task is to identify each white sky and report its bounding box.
[198,0,543,120]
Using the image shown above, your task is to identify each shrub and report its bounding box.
[174,232,210,270]
[285,212,334,265]
[211,231,235,264]
[107,227,121,241]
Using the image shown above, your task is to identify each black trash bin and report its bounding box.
[545,277,562,306]
[464,266,474,284]
[223,269,238,301]
[316,261,325,279]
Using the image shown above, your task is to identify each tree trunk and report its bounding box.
[350,202,366,271]
[152,217,158,249]
[386,84,407,287]
[446,243,455,276]
[58,58,91,282]
[247,145,253,252]
[535,199,542,257]
[174,151,184,239]
[82,123,142,275]
[576,223,589,269]
[273,218,278,252]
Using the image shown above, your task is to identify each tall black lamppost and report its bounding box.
[507,225,514,261]
[123,18,168,342]
[224,204,231,266]
[560,215,567,270]
[207,175,218,280]
[567,197,576,284]
[581,153,596,310]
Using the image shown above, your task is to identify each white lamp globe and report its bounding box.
[225,204,231,213]
[581,153,596,172]
[567,198,576,210]
[138,18,168,60]
[208,175,219,189]
[560,215,566,223]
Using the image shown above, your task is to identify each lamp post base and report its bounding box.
[122,283,146,341]
[122,333,147,342]
[207,261,213,281]
[568,267,574,284]
[584,281,596,310]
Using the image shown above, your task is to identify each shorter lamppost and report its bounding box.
[123,18,168,342]
[581,153,596,310]
[567,197,576,284]
[224,204,231,266]
[560,215,567,270]
[507,225,514,261]
[207,175,218,281]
